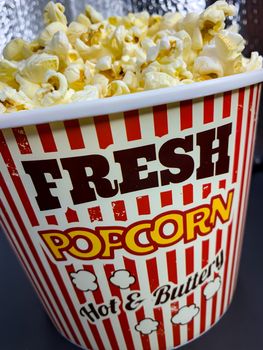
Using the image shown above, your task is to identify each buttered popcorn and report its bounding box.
[0,0,262,113]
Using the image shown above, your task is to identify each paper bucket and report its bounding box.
[0,71,263,349]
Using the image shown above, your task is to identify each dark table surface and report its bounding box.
[0,169,263,350]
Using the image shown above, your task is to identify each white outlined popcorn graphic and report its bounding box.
[171,304,199,325]
[70,270,98,292]
[109,269,135,289]
[203,277,222,300]
[135,318,159,335]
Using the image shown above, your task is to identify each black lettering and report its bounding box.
[197,124,232,179]
[114,145,158,194]
[125,292,144,311]
[159,136,194,185]
[199,269,208,284]
[98,305,109,317]
[109,298,118,314]
[61,155,118,204]
[153,285,171,305]
[22,159,62,211]
[80,303,100,322]
[216,250,224,270]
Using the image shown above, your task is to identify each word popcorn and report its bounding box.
[0,1,262,113]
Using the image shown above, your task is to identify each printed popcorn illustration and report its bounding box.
[135,318,159,335]
[171,304,200,325]
[109,269,136,289]
[203,277,222,300]
[71,270,98,292]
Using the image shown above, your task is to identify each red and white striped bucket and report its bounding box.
[0,71,263,349]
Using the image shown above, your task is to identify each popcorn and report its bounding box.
[0,59,18,87]
[96,56,112,71]
[46,31,71,57]
[85,5,104,24]
[93,73,109,97]
[144,72,179,90]
[0,86,33,112]
[20,53,59,83]
[15,74,40,99]
[71,85,99,102]
[36,70,68,106]
[107,80,130,96]
[3,38,33,61]
[67,22,87,44]
[0,0,262,113]
[39,22,67,46]
[44,1,67,25]
[199,1,236,38]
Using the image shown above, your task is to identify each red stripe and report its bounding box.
[136,195,151,215]
[185,247,195,340]
[64,119,85,150]
[153,104,168,137]
[88,206,103,222]
[124,110,142,141]
[180,100,193,130]
[185,246,194,276]
[83,265,119,350]
[0,212,65,337]
[227,85,255,304]
[167,250,178,284]
[66,265,86,305]
[202,183,211,199]
[219,179,226,189]
[200,240,209,334]
[0,131,38,226]
[36,123,57,152]
[65,208,79,223]
[46,215,58,225]
[160,190,173,207]
[94,115,114,149]
[0,193,71,341]
[183,184,193,205]
[203,95,214,124]
[146,257,166,350]
[124,257,151,350]
[211,230,223,326]
[166,250,181,347]
[112,200,127,221]
[223,91,232,118]
[232,88,245,183]
[216,229,223,254]
[220,223,233,315]
[12,127,32,154]
[104,264,136,350]
[45,255,93,348]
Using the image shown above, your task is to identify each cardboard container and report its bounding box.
[0,70,263,349]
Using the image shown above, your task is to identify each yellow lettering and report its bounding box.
[125,222,154,255]
[210,190,234,226]
[151,213,184,246]
[68,230,102,259]
[186,207,211,241]
[40,232,70,260]
[99,229,124,258]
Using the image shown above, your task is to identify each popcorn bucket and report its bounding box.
[0,70,263,350]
